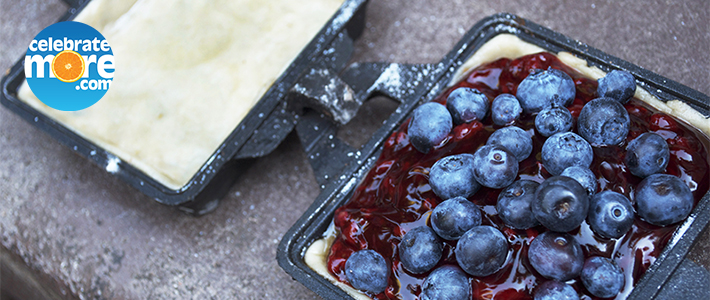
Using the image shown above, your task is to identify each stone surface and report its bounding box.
[0,0,708,299]
[657,259,710,300]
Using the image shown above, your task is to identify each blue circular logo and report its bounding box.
[25,21,114,111]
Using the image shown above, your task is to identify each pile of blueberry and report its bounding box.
[341,68,696,299]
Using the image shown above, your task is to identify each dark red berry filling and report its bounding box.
[326,52,710,299]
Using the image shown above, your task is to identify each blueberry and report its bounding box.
[472,144,519,189]
[534,280,580,300]
[496,180,541,229]
[560,166,598,197]
[635,174,694,226]
[345,249,389,294]
[528,231,584,281]
[516,67,576,113]
[532,176,589,232]
[429,154,480,200]
[408,102,453,153]
[455,225,509,277]
[421,265,471,300]
[486,126,533,162]
[625,132,670,178]
[535,105,573,137]
[491,93,523,125]
[541,132,593,176]
[578,97,630,146]
[398,226,443,274]
[588,191,635,239]
[581,256,625,298]
[446,87,489,124]
[597,70,636,104]
[431,197,482,241]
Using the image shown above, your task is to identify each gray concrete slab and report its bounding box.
[1,0,708,299]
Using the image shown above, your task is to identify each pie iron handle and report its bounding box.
[290,61,437,189]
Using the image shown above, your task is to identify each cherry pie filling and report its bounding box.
[326,52,709,299]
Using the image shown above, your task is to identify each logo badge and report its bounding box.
[25,21,114,111]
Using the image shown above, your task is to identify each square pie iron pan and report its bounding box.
[278,13,710,300]
[0,0,370,215]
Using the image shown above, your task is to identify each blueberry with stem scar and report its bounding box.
[588,191,634,239]
[532,176,589,232]
[398,226,442,274]
[635,173,693,226]
[497,180,540,229]
[486,126,533,162]
[535,105,573,137]
[491,93,522,126]
[472,144,519,189]
[578,97,630,146]
[429,154,479,200]
[528,231,584,281]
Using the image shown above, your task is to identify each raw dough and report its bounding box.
[18,0,344,189]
